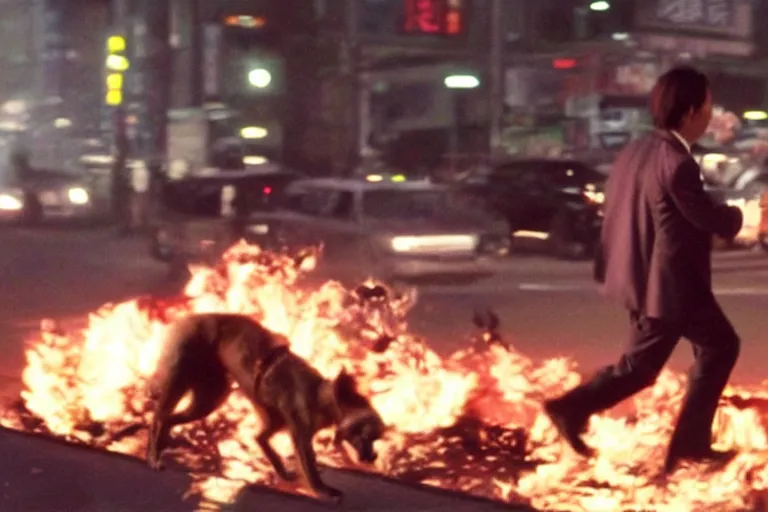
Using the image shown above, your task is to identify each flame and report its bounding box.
[3,240,768,510]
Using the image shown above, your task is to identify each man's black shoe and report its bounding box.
[543,400,595,458]
[663,448,738,475]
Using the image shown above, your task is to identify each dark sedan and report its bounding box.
[459,158,606,259]
[148,167,301,275]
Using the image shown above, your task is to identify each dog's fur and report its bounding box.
[147,313,385,502]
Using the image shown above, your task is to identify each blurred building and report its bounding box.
[6,0,753,175]
[495,0,767,156]
[112,0,301,168]
[328,0,490,172]
[344,0,768,164]
[1,0,765,175]
[0,0,110,170]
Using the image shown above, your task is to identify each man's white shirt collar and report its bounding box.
[669,130,691,154]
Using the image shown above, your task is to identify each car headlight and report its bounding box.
[390,234,477,252]
[67,187,90,205]
[391,236,418,252]
[583,183,605,205]
[0,193,23,211]
[247,224,269,235]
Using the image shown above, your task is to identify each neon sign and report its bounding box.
[403,0,464,35]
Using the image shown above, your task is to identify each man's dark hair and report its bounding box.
[650,66,710,130]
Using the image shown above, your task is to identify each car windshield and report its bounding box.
[362,189,446,219]
[360,188,484,222]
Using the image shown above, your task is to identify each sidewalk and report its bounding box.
[0,427,537,512]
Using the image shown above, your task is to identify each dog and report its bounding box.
[146,313,386,502]
[471,309,510,352]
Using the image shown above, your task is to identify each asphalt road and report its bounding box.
[409,248,768,387]
[1,226,768,510]
[2,226,768,391]
[0,226,169,401]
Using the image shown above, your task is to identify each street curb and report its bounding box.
[0,426,536,511]
[328,466,533,511]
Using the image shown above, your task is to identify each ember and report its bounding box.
[2,240,768,511]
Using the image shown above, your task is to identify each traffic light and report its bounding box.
[105,35,129,106]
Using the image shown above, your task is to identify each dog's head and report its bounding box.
[331,370,385,464]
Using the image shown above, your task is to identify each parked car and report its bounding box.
[458,158,605,259]
[269,176,510,283]
[0,167,109,225]
[148,167,301,274]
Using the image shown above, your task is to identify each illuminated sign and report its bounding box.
[105,35,128,106]
[403,0,464,35]
[656,0,732,28]
[635,0,749,39]
[553,58,578,70]
[224,15,266,29]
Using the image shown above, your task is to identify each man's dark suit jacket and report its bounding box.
[594,130,743,321]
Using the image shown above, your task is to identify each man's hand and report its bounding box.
[720,205,744,240]
[668,159,745,239]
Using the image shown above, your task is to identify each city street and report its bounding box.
[3,226,768,398]
[1,226,768,510]
[411,248,768,387]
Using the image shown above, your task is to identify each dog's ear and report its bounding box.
[333,369,359,401]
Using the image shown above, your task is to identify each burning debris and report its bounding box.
[471,309,511,353]
[2,239,768,510]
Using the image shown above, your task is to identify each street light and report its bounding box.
[444,74,480,174]
[54,117,72,128]
[1,99,26,115]
[248,68,272,88]
[589,1,610,11]
[744,110,768,121]
[240,126,268,139]
[444,75,480,89]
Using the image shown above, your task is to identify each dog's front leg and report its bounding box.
[146,417,163,469]
[332,431,358,467]
[291,428,343,503]
[256,425,297,482]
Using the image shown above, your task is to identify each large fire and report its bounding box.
[2,240,768,511]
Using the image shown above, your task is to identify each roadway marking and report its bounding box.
[417,281,768,297]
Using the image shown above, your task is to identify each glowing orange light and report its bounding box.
[224,15,266,29]
[446,11,461,34]
[553,58,578,69]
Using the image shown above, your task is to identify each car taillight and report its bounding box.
[263,186,272,195]
[582,183,605,205]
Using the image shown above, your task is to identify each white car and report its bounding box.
[263,176,511,283]
[0,166,111,226]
